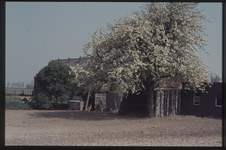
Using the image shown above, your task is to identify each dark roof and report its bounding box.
[54,57,89,69]
[211,82,222,84]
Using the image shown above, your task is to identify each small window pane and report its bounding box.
[215,98,222,107]
[193,94,200,105]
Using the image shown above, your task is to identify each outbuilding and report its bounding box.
[119,82,222,118]
[180,82,222,118]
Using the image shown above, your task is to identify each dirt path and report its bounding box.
[5,110,222,146]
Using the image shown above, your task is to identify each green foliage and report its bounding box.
[108,83,123,93]
[34,61,75,109]
[5,96,31,110]
[34,90,52,109]
[71,71,87,94]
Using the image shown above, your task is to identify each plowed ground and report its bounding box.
[5,110,222,146]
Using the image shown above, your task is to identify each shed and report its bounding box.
[94,92,122,111]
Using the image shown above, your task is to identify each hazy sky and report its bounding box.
[5,2,222,87]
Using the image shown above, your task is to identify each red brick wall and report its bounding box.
[181,83,222,118]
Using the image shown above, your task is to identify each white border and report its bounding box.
[215,98,222,107]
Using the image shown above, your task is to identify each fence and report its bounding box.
[155,88,181,117]
[5,89,33,96]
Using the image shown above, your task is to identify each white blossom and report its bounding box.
[72,2,212,96]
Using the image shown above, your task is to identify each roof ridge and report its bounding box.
[54,57,89,61]
[53,57,89,67]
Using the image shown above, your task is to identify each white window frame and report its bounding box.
[193,93,200,106]
[215,97,222,107]
[215,92,222,107]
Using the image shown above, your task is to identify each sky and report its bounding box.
[5,2,222,87]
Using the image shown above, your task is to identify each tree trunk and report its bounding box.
[146,85,155,118]
[141,80,155,118]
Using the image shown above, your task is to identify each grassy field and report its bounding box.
[5,95,70,110]
[5,96,32,110]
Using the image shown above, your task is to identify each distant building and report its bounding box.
[55,57,89,69]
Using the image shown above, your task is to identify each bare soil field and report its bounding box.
[5,110,222,146]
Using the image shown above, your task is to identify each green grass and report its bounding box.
[5,95,70,110]
[5,96,32,110]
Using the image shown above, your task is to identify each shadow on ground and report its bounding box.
[29,110,149,121]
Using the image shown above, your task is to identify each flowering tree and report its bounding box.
[73,2,212,117]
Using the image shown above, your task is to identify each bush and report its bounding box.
[35,90,53,109]
[34,61,75,110]
[30,90,69,110]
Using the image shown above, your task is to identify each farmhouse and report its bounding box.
[33,57,222,118]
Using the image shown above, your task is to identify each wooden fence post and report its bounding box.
[160,90,164,117]
[167,91,169,116]
[175,90,178,115]
[164,91,166,116]
[178,90,181,115]
[155,90,160,117]
[171,90,175,115]
[174,90,176,115]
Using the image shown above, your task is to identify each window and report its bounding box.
[193,93,200,105]
[215,92,222,107]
